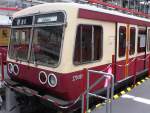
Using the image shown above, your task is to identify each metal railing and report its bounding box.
[81,69,114,113]
[0,52,5,81]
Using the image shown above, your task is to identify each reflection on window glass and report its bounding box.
[138,28,146,53]
[30,26,63,66]
[9,28,31,61]
[74,25,103,65]
[119,26,126,57]
[130,27,136,55]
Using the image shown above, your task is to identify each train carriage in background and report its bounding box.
[0,15,11,63]
[5,1,150,111]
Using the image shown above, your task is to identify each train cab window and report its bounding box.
[119,26,126,57]
[30,26,63,66]
[147,29,150,51]
[9,28,31,61]
[137,28,146,53]
[74,25,103,65]
[129,27,136,55]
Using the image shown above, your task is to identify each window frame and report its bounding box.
[73,24,103,65]
[147,28,150,52]
[30,25,65,67]
[137,27,147,53]
[8,27,32,62]
[129,27,136,56]
[118,26,127,58]
[8,10,67,68]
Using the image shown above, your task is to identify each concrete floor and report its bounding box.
[92,79,150,113]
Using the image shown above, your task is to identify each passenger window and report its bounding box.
[129,27,136,55]
[119,26,126,57]
[147,29,150,51]
[137,28,146,53]
[74,25,103,65]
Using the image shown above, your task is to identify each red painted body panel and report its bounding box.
[7,54,149,101]
[7,62,111,100]
[136,55,145,73]
[78,9,150,27]
[0,46,7,63]
[146,54,150,69]
[115,55,146,81]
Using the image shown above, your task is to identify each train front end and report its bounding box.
[6,6,79,107]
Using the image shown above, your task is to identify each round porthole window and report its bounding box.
[8,63,14,74]
[48,73,57,87]
[13,64,19,75]
[39,71,48,85]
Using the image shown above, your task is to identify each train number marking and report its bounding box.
[72,74,83,82]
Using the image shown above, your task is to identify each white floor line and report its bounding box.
[122,94,150,105]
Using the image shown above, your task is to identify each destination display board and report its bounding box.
[12,12,65,26]
[35,12,65,24]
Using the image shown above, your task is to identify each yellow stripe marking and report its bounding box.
[137,82,141,85]
[127,87,131,92]
[141,79,145,82]
[87,109,91,113]
[96,103,101,108]
[145,77,149,80]
[113,95,119,99]
[121,91,126,95]
[102,102,106,105]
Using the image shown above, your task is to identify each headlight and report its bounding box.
[48,73,57,87]
[13,64,19,75]
[39,71,47,85]
[8,63,14,74]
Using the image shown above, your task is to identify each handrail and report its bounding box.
[0,52,4,81]
[82,69,114,113]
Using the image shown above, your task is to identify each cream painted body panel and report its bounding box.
[67,19,115,72]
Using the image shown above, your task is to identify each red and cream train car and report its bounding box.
[0,15,11,63]
[6,2,150,108]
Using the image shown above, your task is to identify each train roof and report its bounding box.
[13,2,150,24]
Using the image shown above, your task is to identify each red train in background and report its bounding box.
[5,0,150,112]
[0,15,11,64]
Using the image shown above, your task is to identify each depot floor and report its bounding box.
[92,78,150,113]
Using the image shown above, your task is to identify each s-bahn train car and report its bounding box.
[0,15,11,63]
[6,1,150,111]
